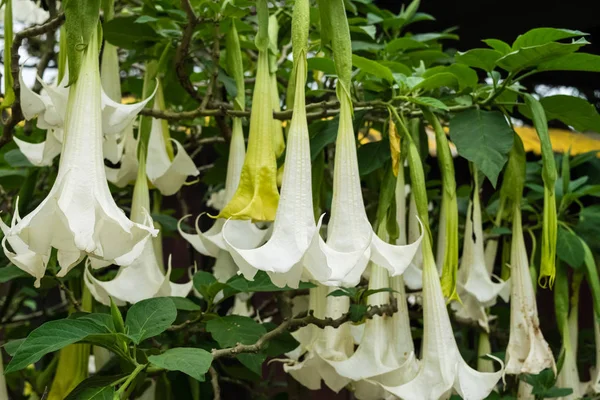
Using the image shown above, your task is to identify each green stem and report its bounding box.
[116,363,146,397]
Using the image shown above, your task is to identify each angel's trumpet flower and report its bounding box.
[84,151,193,306]
[223,12,323,288]
[504,206,556,375]
[16,65,153,167]
[216,0,280,221]
[2,28,157,283]
[381,234,503,400]
[286,291,354,392]
[304,92,422,286]
[452,168,509,331]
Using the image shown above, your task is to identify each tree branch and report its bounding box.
[0,13,65,149]
[209,366,221,400]
[211,299,398,359]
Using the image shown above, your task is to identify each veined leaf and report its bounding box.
[411,72,458,91]
[422,64,478,90]
[352,54,394,83]
[406,96,449,110]
[206,315,266,348]
[148,348,213,382]
[512,27,587,49]
[482,38,511,55]
[125,297,177,344]
[538,53,600,72]
[455,49,502,72]
[496,38,589,72]
[519,95,600,133]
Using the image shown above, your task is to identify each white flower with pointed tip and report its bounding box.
[16,65,153,167]
[381,235,503,400]
[284,287,354,392]
[1,206,47,287]
[3,29,157,281]
[222,52,324,289]
[505,208,555,375]
[84,155,193,306]
[178,117,269,268]
[452,180,509,331]
[304,93,423,287]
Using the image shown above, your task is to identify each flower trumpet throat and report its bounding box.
[217,32,279,221]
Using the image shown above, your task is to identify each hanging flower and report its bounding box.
[84,151,193,306]
[284,289,354,392]
[2,28,157,282]
[504,206,556,375]
[0,0,49,26]
[397,163,422,290]
[223,31,323,288]
[452,169,509,331]
[380,234,503,400]
[16,66,153,167]
[216,0,280,222]
[304,92,423,287]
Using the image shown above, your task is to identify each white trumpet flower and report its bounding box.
[452,182,509,331]
[505,208,555,375]
[178,118,269,264]
[398,167,423,290]
[223,51,321,288]
[305,93,423,287]
[16,66,153,167]
[84,154,193,306]
[3,29,157,281]
[284,288,354,392]
[381,235,503,400]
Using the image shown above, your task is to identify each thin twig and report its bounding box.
[175,0,203,102]
[209,366,221,400]
[212,299,398,359]
[0,13,65,148]
[51,274,83,312]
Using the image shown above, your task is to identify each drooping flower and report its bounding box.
[452,168,509,331]
[0,0,49,26]
[284,289,354,392]
[304,92,423,286]
[223,10,322,288]
[397,160,422,290]
[16,66,153,167]
[84,151,193,306]
[380,235,503,400]
[504,206,556,375]
[3,27,157,281]
[216,0,280,221]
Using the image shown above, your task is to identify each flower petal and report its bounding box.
[100,85,156,135]
[455,358,503,400]
[148,139,198,196]
[13,128,62,167]
[370,219,423,277]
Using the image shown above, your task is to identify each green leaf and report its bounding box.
[385,37,427,53]
[3,339,25,356]
[512,28,586,49]
[6,314,114,373]
[193,271,226,303]
[410,32,459,42]
[348,304,368,322]
[169,297,201,311]
[358,140,391,176]
[307,58,336,75]
[103,16,159,49]
[482,38,511,55]
[422,64,478,90]
[238,353,266,375]
[63,0,101,85]
[125,297,177,344]
[496,38,589,72]
[134,15,159,24]
[64,375,127,400]
[4,149,33,167]
[0,265,30,283]
[352,54,394,83]
[378,60,412,76]
[206,315,266,348]
[455,49,502,72]
[449,109,515,186]
[226,271,314,293]
[556,227,584,268]
[411,72,458,91]
[148,348,213,382]
[534,95,600,133]
[309,117,339,160]
[406,96,449,111]
[538,53,600,72]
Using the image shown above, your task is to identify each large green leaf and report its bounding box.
[512,28,586,49]
[455,49,502,72]
[358,140,391,176]
[411,72,458,91]
[556,227,584,268]
[385,37,427,53]
[352,54,394,83]
[496,38,589,72]
[307,57,337,75]
[65,375,127,400]
[148,348,213,382]
[532,95,600,133]
[0,265,30,283]
[206,315,266,348]
[538,53,600,72]
[5,314,114,373]
[125,297,177,344]
[103,16,159,49]
[449,109,515,186]
[422,64,478,90]
[406,96,449,111]
[482,39,511,55]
